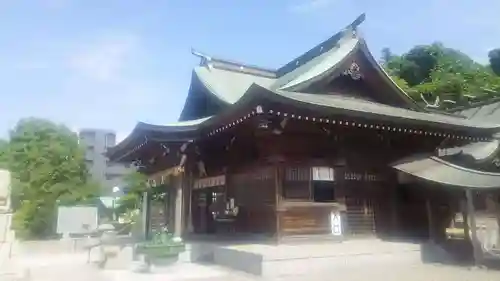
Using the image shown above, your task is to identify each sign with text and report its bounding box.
[344,172,382,182]
[330,212,342,236]
[193,175,226,189]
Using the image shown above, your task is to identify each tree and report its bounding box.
[488,49,500,76]
[7,118,99,239]
[0,139,8,169]
[383,42,500,109]
[116,171,148,215]
[380,48,393,65]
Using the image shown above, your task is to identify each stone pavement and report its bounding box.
[27,264,500,281]
[4,251,500,281]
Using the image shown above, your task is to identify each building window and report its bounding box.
[282,167,310,200]
[79,131,95,141]
[85,159,93,166]
[312,167,336,202]
[105,133,116,148]
[312,181,336,202]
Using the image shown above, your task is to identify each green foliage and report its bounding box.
[136,229,185,258]
[116,171,148,215]
[382,43,500,109]
[5,118,100,239]
[0,139,8,169]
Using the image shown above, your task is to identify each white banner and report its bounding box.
[330,212,342,236]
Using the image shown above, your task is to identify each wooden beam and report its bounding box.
[147,166,182,186]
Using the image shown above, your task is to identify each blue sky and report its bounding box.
[0,0,499,141]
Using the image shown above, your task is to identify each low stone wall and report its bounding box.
[212,240,424,277]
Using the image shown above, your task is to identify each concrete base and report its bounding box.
[178,242,217,263]
[212,239,423,277]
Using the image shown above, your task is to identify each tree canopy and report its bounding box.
[4,118,100,239]
[381,43,500,110]
[116,171,148,215]
[0,139,8,169]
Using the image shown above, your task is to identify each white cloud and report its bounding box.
[67,34,138,82]
[288,0,337,13]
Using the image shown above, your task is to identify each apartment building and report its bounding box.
[78,129,131,196]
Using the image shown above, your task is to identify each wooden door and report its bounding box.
[192,190,209,233]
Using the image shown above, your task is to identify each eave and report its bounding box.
[109,83,499,163]
[393,155,500,189]
[106,117,210,162]
[199,83,499,138]
[450,99,500,122]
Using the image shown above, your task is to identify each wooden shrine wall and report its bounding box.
[226,166,276,234]
[252,127,401,238]
[277,166,339,236]
[192,115,441,239]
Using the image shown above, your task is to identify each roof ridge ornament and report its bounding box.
[343,62,362,80]
[191,48,212,66]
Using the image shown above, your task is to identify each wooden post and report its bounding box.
[391,187,399,237]
[426,198,434,242]
[465,188,482,265]
[186,171,194,234]
[174,175,184,240]
[275,165,282,244]
[141,191,150,240]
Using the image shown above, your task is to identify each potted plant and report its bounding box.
[135,228,185,268]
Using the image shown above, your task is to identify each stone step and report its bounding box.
[280,234,344,244]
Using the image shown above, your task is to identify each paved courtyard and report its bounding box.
[4,252,500,281]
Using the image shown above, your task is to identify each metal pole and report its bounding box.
[112,199,116,221]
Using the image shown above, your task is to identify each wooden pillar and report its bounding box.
[141,191,150,240]
[465,189,482,265]
[174,175,184,239]
[391,185,399,237]
[426,198,434,242]
[274,165,282,244]
[168,189,175,231]
[186,171,194,234]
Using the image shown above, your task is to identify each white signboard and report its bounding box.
[312,167,335,181]
[330,212,342,236]
[56,206,98,235]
